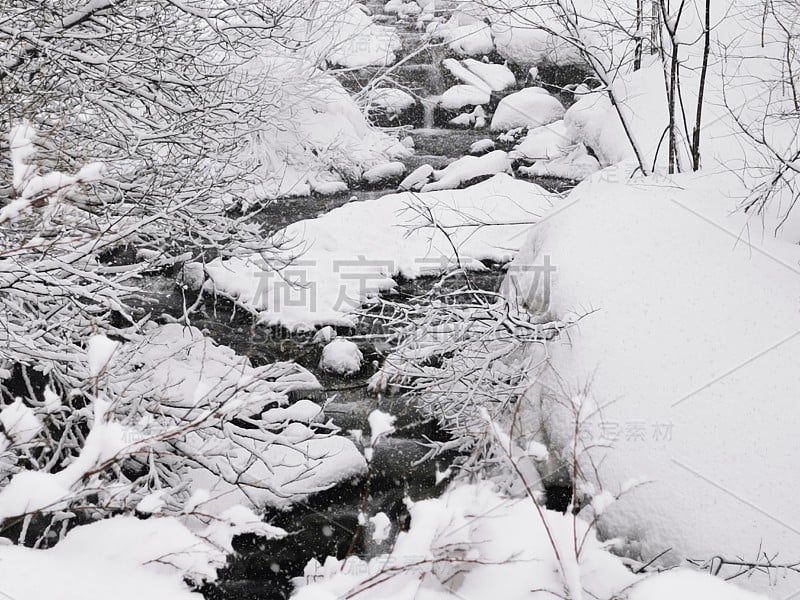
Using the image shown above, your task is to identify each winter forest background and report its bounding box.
[1,0,799,599]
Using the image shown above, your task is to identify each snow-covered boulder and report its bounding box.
[518,144,599,180]
[490,88,565,131]
[470,138,496,155]
[448,106,486,129]
[368,88,417,115]
[440,84,491,111]
[443,58,515,93]
[398,164,434,191]
[431,20,494,56]
[462,58,516,92]
[509,120,572,162]
[363,162,406,186]
[320,339,363,376]
[421,150,512,192]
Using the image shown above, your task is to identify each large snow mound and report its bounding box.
[503,168,800,596]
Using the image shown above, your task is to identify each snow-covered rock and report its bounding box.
[470,138,496,155]
[368,512,392,543]
[398,164,434,191]
[368,88,417,114]
[313,325,337,344]
[431,20,494,56]
[449,112,475,128]
[363,162,406,186]
[509,120,572,162]
[443,58,515,93]
[440,84,491,111]
[518,144,599,180]
[490,88,565,131]
[320,339,363,376]
[422,150,512,191]
[462,58,516,92]
[367,409,396,446]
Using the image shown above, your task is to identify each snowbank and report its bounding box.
[293,481,766,600]
[205,174,555,328]
[503,168,800,596]
[0,517,216,600]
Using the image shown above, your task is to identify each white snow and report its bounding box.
[368,409,396,446]
[509,120,572,162]
[518,144,600,180]
[136,490,166,514]
[262,399,324,425]
[462,58,516,92]
[421,150,512,192]
[41,386,62,414]
[313,3,401,68]
[313,325,338,344]
[0,399,42,445]
[430,20,494,56]
[398,164,434,191]
[205,174,555,328]
[319,339,363,376]
[369,88,417,114]
[294,481,762,600]
[443,58,515,93]
[490,87,565,131]
[470,138,495,155]
[86,334,119,377]
[363,161,406,185]
[504,167,800,595]
[369,512,392,543]
[230,51,410,204]
[443,57,490,90]
[439,84,490,111]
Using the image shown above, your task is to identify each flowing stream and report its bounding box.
[126,4,589,599]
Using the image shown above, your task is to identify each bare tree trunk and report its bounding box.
[635,0,644,70]
[659,0,688,173]
[691,0,712,171]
